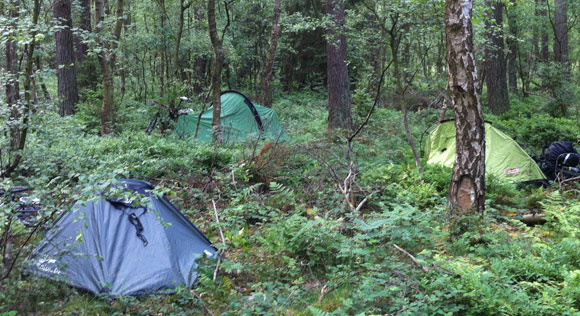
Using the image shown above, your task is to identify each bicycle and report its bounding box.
[145,96,192,135]
[0,186,42,227]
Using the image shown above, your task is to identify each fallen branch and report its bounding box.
[354,190,379,213]
[393,243,430,273]
[212,199,226,281]
[191,290,215,316]
[561,175,580,185]
[521,213,547,225]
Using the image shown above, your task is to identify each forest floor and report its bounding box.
[2,91,580,315]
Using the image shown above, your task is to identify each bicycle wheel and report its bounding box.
[146,113,160,134]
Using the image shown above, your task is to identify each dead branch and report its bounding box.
[212,199,226,281]
[521,213,547,225]
[393,243,430,273]
[191,290,215,316]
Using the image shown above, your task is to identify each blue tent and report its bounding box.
[26,179,216,296]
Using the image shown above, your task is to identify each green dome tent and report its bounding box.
[424,120,546,183]
[175,91,289,142]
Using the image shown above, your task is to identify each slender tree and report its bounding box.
[445,0,486,214]
[506,0,518,93]
[208,0,223,135]
[538,0,550,62]
[95,0,124,135]
[74,0,91,62]
[3,0,20,176]
[260,0,282,108]
[553,0,569,73]
[326,0,353,130]
[2,0,41,177]
[484,0,509,114]
[174,0,193,79]
[54,0,79,116]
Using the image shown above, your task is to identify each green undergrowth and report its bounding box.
[2,93,580,315]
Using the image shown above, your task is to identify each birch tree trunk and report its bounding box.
[445,0,486,215]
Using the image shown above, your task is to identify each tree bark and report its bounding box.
[4,0,20,172]
[74,0,91,62]
[208,0,223,135]
[538,0,549,62]
[5,0,19,108]
[553,0,569,73]
[445,0,486,214]
[326,0,353,130]
[484,0,509,115]
[506,0,518,94]
[260,0,282,108]
[389,14,423,175]
[35,57,51,101]
[2,0,41,177]
[174,0,193,78]
[54,0,79,116]
[95,0,124,135]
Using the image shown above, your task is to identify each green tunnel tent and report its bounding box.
[175,91,289,142]
[424,120,546,183]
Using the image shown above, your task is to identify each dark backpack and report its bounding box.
[541,141,579,180]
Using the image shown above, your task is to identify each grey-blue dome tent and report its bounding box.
[25,179,216,296]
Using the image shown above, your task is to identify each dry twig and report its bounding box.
[212,199,226,281]
[393,243,430,273]
[191,290,215,316]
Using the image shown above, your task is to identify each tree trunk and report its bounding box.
[538,0,549,62]
[326,0,353,130]
[4,0,20,172]
[208,0,223,135]
[445,0,486,214]
[260,0,282,108]
[484,0,509,115]
[174,0,192,78]
[553,0,569,73]
[506,0,518,94]
[2,0,41,177]
[54,0,79,116]
[95,0,124,135]
[35,57,51,101]
[74,0,91,62]
[389,16,423,175]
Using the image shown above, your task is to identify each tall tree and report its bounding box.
[506,0,518,93]
[326,0,353,130]
[260,0,282,108]
[1,0,41,177]
[54,0,79,116]
[95,0,124,135]
[553,0,569,73]
[208,0,223,135]
[5,0,19,108]
[538,0,550,62]
[484,0,509,114]
[174,0,194,78]
[445,0,486,214]
[3,0,20,175]
[74,0,91,62]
